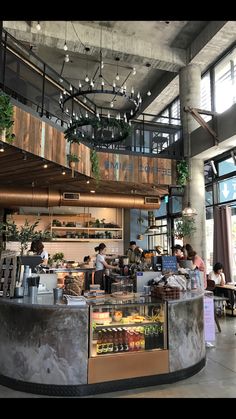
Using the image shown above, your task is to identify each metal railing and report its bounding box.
[0,28,183,158]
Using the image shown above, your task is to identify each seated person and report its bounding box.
[208,262,225,286]
[126,241,143,263]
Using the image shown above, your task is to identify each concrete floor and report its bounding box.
[1,315,236,398]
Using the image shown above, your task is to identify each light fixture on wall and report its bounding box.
[210,159,217,175]
[59,25,142,147]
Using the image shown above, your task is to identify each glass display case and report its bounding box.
[89,295,167,358]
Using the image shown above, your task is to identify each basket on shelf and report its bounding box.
[151,285,180,300]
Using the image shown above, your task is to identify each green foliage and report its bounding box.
[176,160,189,187]
[52,252,64,262]
[0,91,15,143]
[64,116,132,145]
[67,153,80,163]
[0,219,53,254]
[90,149,100,183]
[174,217,197,239]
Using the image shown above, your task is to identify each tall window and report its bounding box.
[201,72,212,122]
[214,48,236,113]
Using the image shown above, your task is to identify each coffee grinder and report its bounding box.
[119,256,130,276]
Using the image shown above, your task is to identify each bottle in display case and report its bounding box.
[90,296,167,357]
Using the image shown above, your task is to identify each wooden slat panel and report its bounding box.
[98,152,176,185]
[88,350,169,384]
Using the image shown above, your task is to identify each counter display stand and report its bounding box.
[0,291,206,396]
[88,297,168,383]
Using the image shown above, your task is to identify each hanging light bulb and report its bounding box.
[115,57,120,81]
[131,87,134,95]
[107,111,110,119]
[63,41,68,51]
[79,81,82,89]
[110,101,114,108]
[132,67,136,75]
[85,111,88,118]
[36,21,41,31]
[146,63,152,97]
[83,97,87,104]
[64,54,70,63]
[85,75,89,83]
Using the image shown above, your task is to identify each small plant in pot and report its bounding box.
[67,153,80,177]
[52,252,64,267]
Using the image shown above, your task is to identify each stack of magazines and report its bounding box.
[64,295,87,306]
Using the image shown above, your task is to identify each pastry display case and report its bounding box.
[88,295,169,383]
[89,295,167,358]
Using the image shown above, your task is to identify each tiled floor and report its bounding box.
[1,315,236,398]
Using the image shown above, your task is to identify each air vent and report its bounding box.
[145,197,160,204]
[62,192,80,200]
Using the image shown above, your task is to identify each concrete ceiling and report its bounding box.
[4,20,236,121]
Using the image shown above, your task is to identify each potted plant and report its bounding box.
[67,153,80,177]
[0,90,15,143]
[0,218,53,255]
[173,216,197,240]
[52,252,64,267]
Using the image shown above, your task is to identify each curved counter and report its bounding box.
[0,291,206,396]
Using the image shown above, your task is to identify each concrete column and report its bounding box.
[179,64,206,261]
[188,159,206,262]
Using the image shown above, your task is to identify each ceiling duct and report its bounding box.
[0,187,161,210]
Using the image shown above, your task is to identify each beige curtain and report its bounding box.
[213,205,233,282]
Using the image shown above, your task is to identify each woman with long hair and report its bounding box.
[184,243,207,289]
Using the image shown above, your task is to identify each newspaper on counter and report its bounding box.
[64,295,87,306]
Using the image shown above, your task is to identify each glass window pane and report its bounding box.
[201,72,212,122]
[218,156,236,176]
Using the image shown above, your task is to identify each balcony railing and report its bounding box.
[0,28,183,158]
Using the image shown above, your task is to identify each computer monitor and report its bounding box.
[20,255,43,270]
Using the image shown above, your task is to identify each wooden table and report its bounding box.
[215,284,236,316]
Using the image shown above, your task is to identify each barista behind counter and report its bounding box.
[126,241,143,264]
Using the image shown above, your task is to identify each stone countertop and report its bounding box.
[0,294,88,310]
[48,267,95,273]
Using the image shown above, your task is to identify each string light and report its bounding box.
[36,21,41,31]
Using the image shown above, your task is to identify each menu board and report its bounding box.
[161,256,178,272]
[204,296,215,342]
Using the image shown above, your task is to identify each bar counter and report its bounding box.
[0,291,206,396]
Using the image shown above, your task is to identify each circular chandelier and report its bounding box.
[59,46,143,146]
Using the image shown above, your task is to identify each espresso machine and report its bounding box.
[119,256,130,276]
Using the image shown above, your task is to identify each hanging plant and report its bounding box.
[67,153,80,178]
[64,116,132,145]
[176,160,189,187]
[173,216,196,239]
[0,90,15,143]
[90,149,100,183]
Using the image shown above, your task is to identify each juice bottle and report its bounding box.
[96,330,103,355]
[101,329,108,354]
[117,328,124,352]
[107,328,114,353]
[113,328,119,353]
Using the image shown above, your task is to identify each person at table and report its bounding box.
[184,243,207,289]
[208,262,225,286]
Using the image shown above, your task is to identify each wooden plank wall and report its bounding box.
[12,106,176,185]
[98,152,176,185]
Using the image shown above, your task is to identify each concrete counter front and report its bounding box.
[0,291,206,396]
[0,295,89,395]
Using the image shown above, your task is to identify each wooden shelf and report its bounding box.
[51,227,122,230]
[52,238,123,242]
